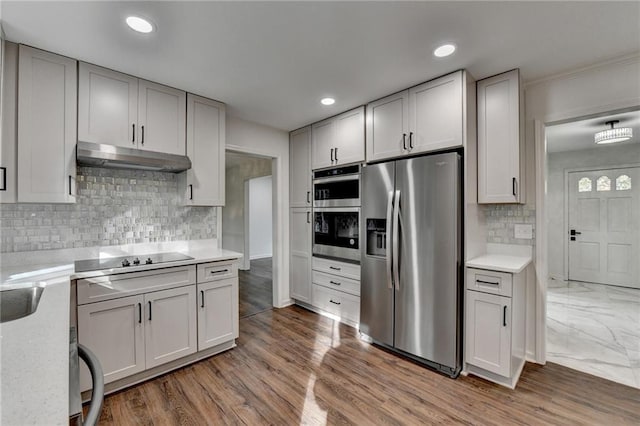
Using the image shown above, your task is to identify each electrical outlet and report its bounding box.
[514,224,533,239]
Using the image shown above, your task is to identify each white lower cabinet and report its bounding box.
[77,294,145,391]
[465,291,512,377]
[310,257,361,326]
[198,278,239,350]
[144,286,197,369]
[77,261,239,392]
[464,266,526,388]
[290,208,312,303]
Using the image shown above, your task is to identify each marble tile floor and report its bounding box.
[547,279,640,389]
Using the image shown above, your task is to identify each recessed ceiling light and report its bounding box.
[321,98,335,106]
[126,16,154,34]
[434,44,456,58]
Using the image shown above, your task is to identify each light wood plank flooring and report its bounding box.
[239,257,272,319]
[94,306,640,425]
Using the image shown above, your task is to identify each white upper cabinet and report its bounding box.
[138,79,186,155]
[290,126,312,207]
[17,45,77,203]
[78,63,138,148]
[366,71,463,163]
[78,63,187,155]
[312,106,365,170]
[409,71,463,153]
[477,69,523,204]
[1,41,18,203]
[182,94,225,206]
[366,90,409,162]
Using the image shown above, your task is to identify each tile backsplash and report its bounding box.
[0,167,217,253]
[484,204,536,245]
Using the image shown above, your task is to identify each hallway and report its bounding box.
[547,279,640,388]
[239,257,273,318]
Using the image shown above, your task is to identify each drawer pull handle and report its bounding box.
[210,269,229,274]
[329,266,341,271]
[329,299,341,305]
[476,279,500,286]
[329,280,341,286]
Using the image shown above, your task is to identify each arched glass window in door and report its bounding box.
[615,175,631,191]
[578,177,592,192]
[597,176,611,191]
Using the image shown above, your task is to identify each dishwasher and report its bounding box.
[69,326,104,426]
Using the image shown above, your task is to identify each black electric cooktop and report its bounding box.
[74,252,194,273]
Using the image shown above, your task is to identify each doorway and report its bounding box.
[222,151,274,318]
[545,109,640,388]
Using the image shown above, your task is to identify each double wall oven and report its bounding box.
[312,165,361,262]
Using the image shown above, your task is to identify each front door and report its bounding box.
[568,167,639,288]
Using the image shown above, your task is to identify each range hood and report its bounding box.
[76,141,191,172]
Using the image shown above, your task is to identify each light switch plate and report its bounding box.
[514,224,533,239]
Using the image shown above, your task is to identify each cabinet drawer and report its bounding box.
[312,284,360,324]
[466,268,512,297]
[77,265,196,305]
[197,261,238,283]
[312,257,360,280]
[312,270,360,296]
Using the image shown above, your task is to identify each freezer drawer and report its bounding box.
[312,284,360,324]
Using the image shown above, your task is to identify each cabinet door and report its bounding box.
[17,45,76,203]
[311,118,335,170]
[366,90,409,162]
[197,277,238,351]
[144,286,197,369]
[290,126,312,207]
[138,79,186,155]
[1,41,18,203]
[184,94,225,206]
[465,290,511,377]
[477,69,522,203]
[334,106,365,165]
[78,62,138,148]
[408,71,463,154]
[77,294,145,391]
[290,208,312,303]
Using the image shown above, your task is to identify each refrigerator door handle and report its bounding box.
[392,190,401,290]
[385,190,394,289]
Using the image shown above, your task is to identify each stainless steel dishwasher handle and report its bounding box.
[78,344,104,426]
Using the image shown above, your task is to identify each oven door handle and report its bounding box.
[313,175,360,185]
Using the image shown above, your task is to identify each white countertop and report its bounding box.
[466,254,532,274]
[0,239,242,423]
[1,277,71,425]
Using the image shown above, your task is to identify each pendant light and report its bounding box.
[594,120,633,144]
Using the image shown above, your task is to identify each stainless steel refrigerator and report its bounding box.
[360,151,462,377]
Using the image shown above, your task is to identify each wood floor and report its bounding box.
[239,257,272,319]
[94,305,640,425]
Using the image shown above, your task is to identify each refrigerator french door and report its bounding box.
[360,152,462,377]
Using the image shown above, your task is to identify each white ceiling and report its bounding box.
[2,1,639,131]
[546,110,640,153]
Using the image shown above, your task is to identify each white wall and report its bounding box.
[524,54,640,362]
[249,175,272,259]
[225,115,290,307]
[547,144,640,280]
